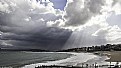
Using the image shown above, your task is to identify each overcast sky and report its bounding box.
[0,0,121,50]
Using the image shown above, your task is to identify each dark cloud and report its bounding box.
[0,26,72,50]
[0,0,72,50]
[1,0,121,50]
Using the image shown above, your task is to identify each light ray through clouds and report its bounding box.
[0,0,71,50]
[0,0,121,50]
[63,0,121,49]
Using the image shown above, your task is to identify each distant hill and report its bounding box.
[0,48,50,52]
[57,44,121,52]
[1,44,121,52]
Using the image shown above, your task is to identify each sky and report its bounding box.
[49,0,67,10]
[0,0,121,50]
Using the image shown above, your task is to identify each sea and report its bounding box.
[0,51,119,68]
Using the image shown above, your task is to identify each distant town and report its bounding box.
[0,44,121,52]
[57,44,121,52]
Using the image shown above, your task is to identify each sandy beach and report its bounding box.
[1,51,121,68]
[23,51,121,68]
[97,51,121,62]
[23,52,110,68]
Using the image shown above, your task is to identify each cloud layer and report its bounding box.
[63,0,121,49]
[64,0,105,26]
[0,0,72,50]
[0,0,121,50]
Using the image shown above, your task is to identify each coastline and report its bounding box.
[91,51,121,66]
[97,51,121,62]
[23,52,97,68]
[0,52,72,68]
[1,51,121,68]
[24,51,121,68]
[22,52,77,68]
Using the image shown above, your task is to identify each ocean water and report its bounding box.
[0,52,72,67]
[23,52,99,68]
[0,51,116,68]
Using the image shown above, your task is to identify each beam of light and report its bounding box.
[62,15,110,49]
[62,31,84,49]
[62,28,104,50]
[1,0,121,50]
[62,0,121,49]
[0,0,61,49]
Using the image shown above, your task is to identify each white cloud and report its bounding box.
[0,0,63,32]
[1,0,121,49]
[107,25,121,43]
[92,25,121,44]
[1,41,13,46]
[63,0,121,48]
[63,0,106,26]
[0,2,11,13]
[0,39,13,47]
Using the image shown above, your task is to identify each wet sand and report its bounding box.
[104,51,121,62]
[23,51,121,68]
[93,51,121,62]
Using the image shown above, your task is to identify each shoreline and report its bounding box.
[93,51,121,62]
[0,52,73,68]
[23,51,121,68]
[23,52,97,68]
[1,51,121,68]
[22,52,77,68]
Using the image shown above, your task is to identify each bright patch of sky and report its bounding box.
[49,0,67,10]
[0,0,121,50]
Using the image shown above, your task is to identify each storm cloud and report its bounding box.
[0,0,72,50]
[0,0,121,50]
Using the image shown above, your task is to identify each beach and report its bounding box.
[23,51,121,68]
[0,52,72,67]
[23,52,105,68]
[0,51,121,68]
[93,51,121,62]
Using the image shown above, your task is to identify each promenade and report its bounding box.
[35,63,120,68]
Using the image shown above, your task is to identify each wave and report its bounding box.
[23,52,121,68]
[23,52,97,68]
[0,52,71,67]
